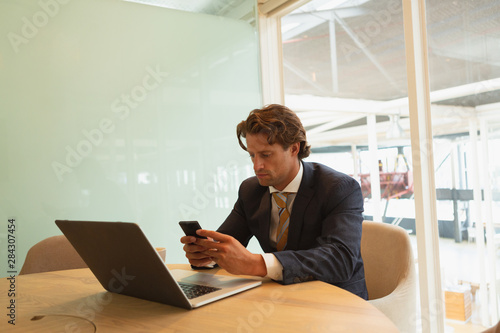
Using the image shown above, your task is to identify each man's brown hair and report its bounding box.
[236,104,311,160]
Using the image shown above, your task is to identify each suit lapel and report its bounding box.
[257,190,273,252]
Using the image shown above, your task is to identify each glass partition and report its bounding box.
[280,0,500,330]
[425,0,500,328]
[281,0,410,226]
[0,0,261,276]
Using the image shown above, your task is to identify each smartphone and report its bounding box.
[179,221,207,239]
[179,221,215,270]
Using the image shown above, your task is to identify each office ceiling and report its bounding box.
[280,0,500,148]
[282,0,500,102]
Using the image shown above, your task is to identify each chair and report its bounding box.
[20,235,87,275]
[482,320,500,333]
[361,220,417,333]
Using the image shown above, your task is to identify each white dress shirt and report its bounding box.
[262,162,303,281]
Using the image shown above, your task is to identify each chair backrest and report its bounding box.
[361,220,417,333]
[361,220,414,300]
[482,320,500,333]
[20,235,88,275]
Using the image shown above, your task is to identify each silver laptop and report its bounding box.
[55,220,262,309]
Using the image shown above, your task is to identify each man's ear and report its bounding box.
[290,142,300,156]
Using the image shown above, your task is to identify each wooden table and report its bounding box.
[1,265,398,332]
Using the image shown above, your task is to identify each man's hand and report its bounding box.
[180,235,215,268]
[182,229,267,277]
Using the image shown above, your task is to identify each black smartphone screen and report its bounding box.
[179,221,207,239]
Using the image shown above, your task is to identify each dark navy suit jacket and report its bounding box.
[218,162,368,299]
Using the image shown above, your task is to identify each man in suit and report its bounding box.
[181,104,367,299]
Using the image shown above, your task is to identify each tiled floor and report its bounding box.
[409,235,500,332]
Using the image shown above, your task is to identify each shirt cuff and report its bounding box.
[261,253,283,281]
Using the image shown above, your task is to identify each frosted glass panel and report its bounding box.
[0,0,261,276]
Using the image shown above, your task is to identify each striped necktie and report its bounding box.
[272,192,290,251]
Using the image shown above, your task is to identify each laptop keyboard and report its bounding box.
[178,282,221,299]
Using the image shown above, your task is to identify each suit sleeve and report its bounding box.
[216,186,254,247]
[273,177,364,287]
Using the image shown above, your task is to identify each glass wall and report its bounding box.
[426,0,500,328]
[281,0,410,224]
[0,0,261,276]
[280,0,500,330]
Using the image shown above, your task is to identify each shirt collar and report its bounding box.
[269,161,303,194]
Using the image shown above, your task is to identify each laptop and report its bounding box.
[55,220,262,309]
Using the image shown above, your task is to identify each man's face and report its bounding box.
[246,133,300,191]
